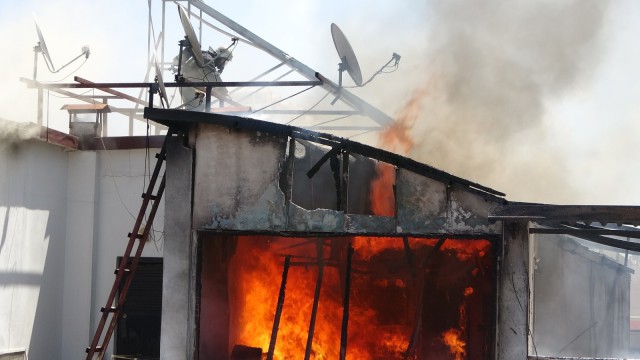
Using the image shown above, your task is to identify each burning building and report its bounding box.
[141,108,637,360]
[3,2,640,360]
[147,107,506,359]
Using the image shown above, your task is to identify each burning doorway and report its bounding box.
[197,234,496,359]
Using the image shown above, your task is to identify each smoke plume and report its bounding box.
[390,0,609,203]
[0,118,40,145]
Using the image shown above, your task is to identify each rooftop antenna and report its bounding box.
[175,4,205,81]
[330,23,400,104]
[33,14,90,80]
[331,23,362,88]
[153,50,170,108]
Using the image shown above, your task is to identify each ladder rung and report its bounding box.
[127,232,144,239]
[155,153,165,160]
[86,346,103,353]
[101,306,117,313]
[114,268,131,275]
[142,193,158,200]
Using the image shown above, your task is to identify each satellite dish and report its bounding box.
[32,13,90,80]
[33,14,55,71]
[178,5,205,67]
[331,23,363,87]
[153,50,169,108]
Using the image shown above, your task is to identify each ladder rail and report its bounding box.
[98,174,166,358]
[86,130,173,359]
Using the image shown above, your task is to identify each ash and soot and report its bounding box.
[376,0,609,204]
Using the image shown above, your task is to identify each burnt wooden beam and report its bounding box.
[143,108,507,199]
[402,237,417,280]
[267,256,291,360]
[306,145,342,179]
[530,227,640,251]
[304,240,325,360]
[339,245,354,360]
[489,204,640,225]
[406,237,447,358]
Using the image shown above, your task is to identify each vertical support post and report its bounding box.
[496,221,530,359]
[102,97,108,137]
[205,86,212,112]
[284,138,296,229]
[284,138,296,204]
[128,116,134,136]
[405,237,446,358]
[148,85,155,110]
[339,245,354,360]
[402,236,416,280]
[304,239,324,360]
[161,0,166,67]
[37,87,43,126]
[33,48,38,80]
[267,256,291,360]
[147,0,152,69]
[340,150,349,213]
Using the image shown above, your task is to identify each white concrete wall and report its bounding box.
[0,140,164,360]
[0,140,68,359]
[61,151,98,359]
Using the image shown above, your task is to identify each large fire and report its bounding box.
[196,235,493,359]
[199,88,492,357]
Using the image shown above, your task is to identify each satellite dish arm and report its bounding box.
[48,47,90,74]
[359,52,400,87]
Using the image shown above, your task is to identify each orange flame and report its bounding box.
[370,163,396,216]
[464,287,474,296]
[369,87,428,217]
[442,328,466,360]
[230,237,410,359]
[377,87,428,155]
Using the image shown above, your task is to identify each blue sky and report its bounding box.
[1,0,640,205]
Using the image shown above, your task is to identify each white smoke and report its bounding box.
[397,0,610,204]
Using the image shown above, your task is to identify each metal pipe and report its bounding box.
[229,62,286,94]
[304,240,324,360]
[339,245,354,360]
[23,79,323,89]
[267,256,291,360]
[237,69,296,102]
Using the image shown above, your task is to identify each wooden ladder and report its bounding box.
[86,130,172,359]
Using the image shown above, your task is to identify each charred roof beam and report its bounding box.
[489,203,640,226]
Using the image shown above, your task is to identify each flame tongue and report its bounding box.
[442,328,466,360]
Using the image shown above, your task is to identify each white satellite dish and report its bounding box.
[33,14,55,71]
[153,50,170,108]
[331,23,363,87]
[329,23,400,91]
[177,5,205,67]
[32,13,90,80]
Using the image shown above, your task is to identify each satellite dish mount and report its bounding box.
[32,14,90,80]
[330,23,362,104]
[330,23,401,104]
[175,5,206,82]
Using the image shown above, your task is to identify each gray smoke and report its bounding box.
[404,0,608,203]
[0,118,40,144]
